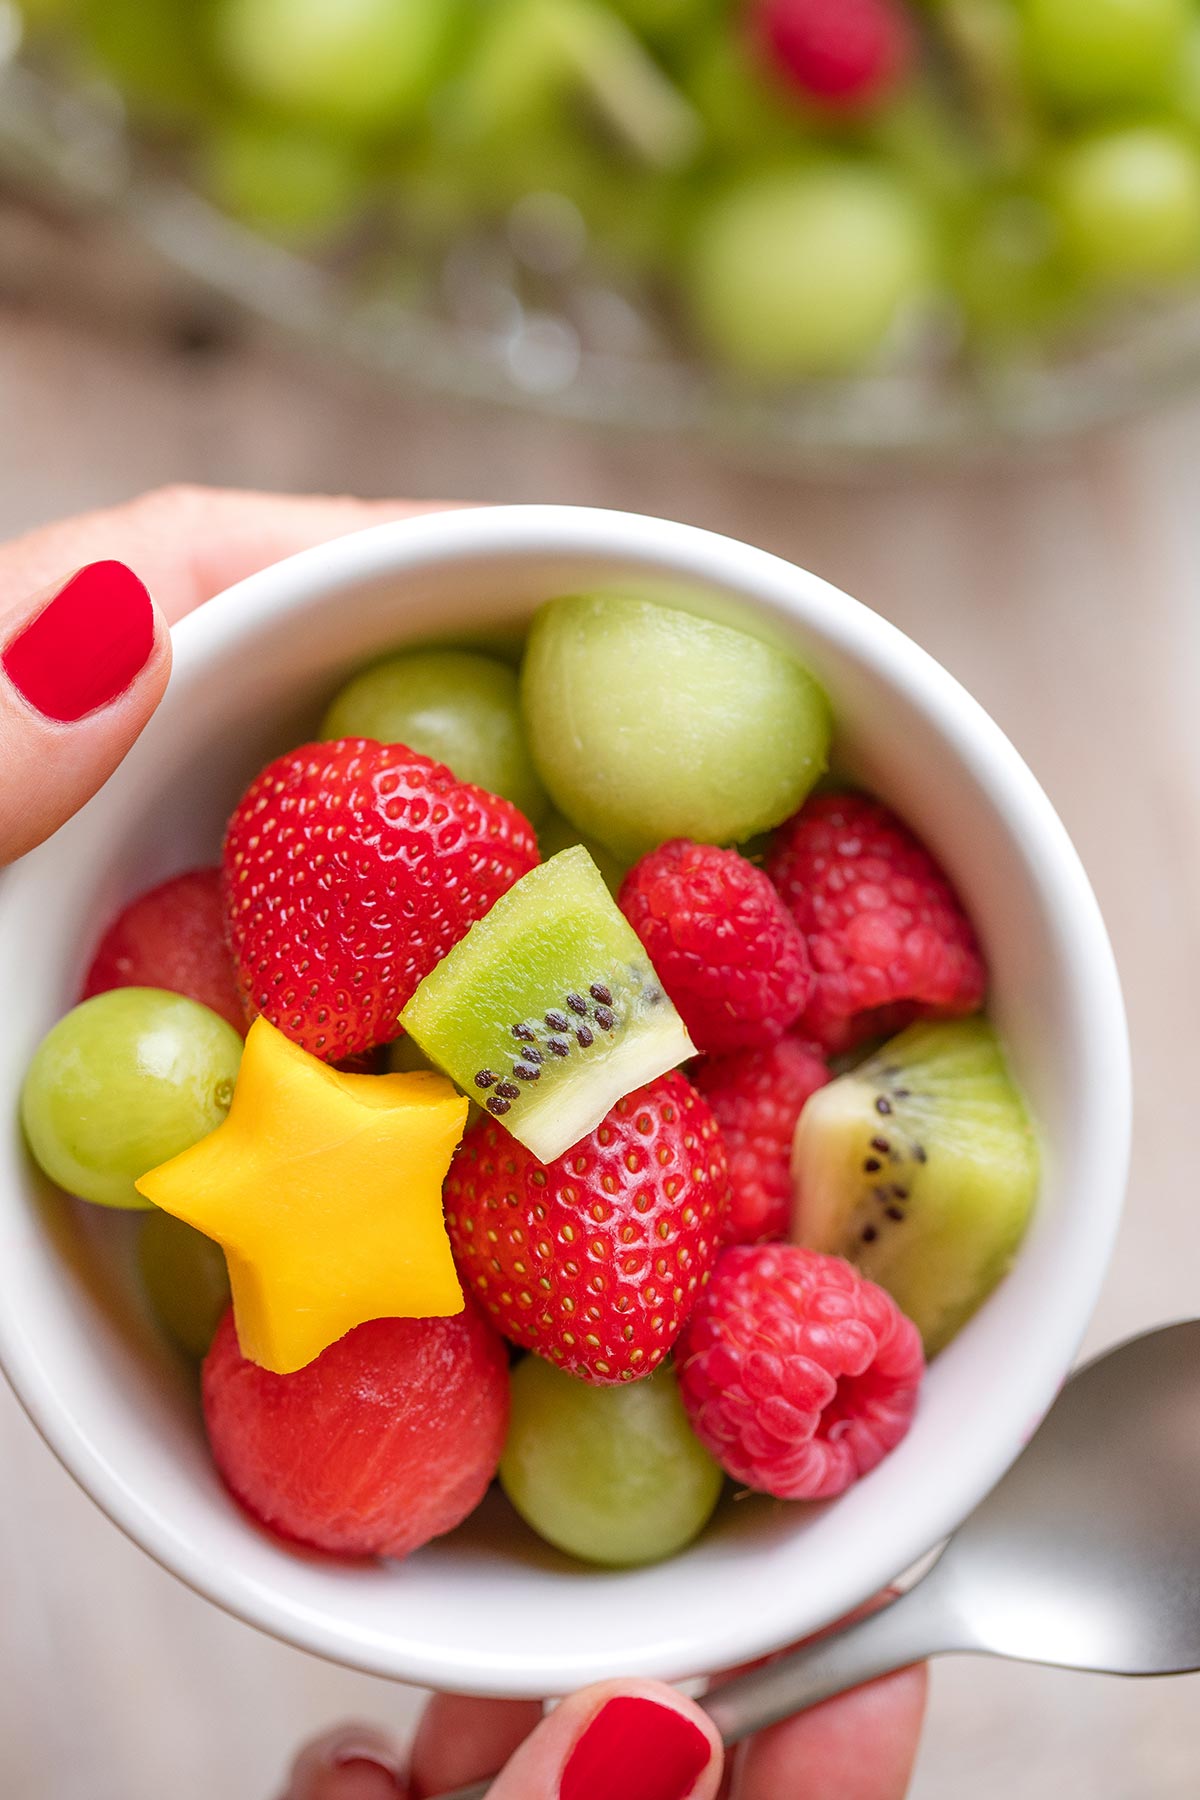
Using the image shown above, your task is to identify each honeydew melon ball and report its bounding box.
[686,161,933,379]
[520,592,831,862]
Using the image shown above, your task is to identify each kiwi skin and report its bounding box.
[791,1017,1039,1357]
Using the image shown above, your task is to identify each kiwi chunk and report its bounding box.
[400,847,694,1163]
[791,1018,1039,1356]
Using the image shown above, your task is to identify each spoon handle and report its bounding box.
[432,1582,944,1800]
[701,1578,944,1745]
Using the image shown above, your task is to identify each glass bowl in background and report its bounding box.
[3,0,1200,466]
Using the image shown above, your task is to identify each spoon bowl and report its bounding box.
[706,1322,1200,1751]
[441,1322,1200,1798]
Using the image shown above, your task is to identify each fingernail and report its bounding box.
[2,560,155,722]
[560,1697,712,1800]
[326,1752,407,1798]
[329,1735,408,1792]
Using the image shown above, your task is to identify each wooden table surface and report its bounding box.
[1,205,1198,1798]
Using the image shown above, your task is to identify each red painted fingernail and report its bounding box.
[2,560,155,722]
[559,1697,712,1800]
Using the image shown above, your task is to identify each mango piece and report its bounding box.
[136,1017,467,1373]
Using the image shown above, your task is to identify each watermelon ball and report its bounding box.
[82,868,246,1036]
[202,1302,510,1558]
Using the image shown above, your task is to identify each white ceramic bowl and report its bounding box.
[0,505,1128,1697]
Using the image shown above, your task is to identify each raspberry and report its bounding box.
[222,739,539,1062]
[766,793,986,1053]
[676,1245,923,1500]
[694,1037,829,1245]
[754,0,913,112]
[444,1071,729,1383]
[618,840,812,1056]
[202,1301,510,1559]
[82,868,245,1035]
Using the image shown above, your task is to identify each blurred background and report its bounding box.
[0,0,1198,1794]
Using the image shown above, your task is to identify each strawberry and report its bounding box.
[222,738,539,1062]
[444,1072,729,1383]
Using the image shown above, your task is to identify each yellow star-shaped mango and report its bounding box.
[136,1018,467,1374]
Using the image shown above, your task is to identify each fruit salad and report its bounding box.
[20,590,1039,1570]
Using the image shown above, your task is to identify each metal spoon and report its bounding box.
[438,1322,1200,1799]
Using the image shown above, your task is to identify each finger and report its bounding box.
[280,1722,410,1800]
[0,487,449,626]
[470,1680,722,1800]
[0,559,170,864]
[409,1695,543,1798]
[728,1663,928,1800]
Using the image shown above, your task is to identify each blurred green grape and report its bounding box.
[680,29,811,163]
[951,190,1071,341]
[80,0,219,123]
[686,161,935,377]
[1171,20,1200,135]
[1050,124,1200,285]
[1020,0,1188,113]
[201,119,367,244]
[15,0,80,32]
[212,0,460,134]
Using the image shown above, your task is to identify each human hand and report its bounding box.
[0,485,927,1800]
[280,1650,926,1800]
[0,484,435,863]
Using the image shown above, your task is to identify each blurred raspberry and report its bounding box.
[754,0,913,112]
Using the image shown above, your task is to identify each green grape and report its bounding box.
[321,649,549,823]
[138,1211,230,1359]
[447,0,569,146]
[500,1358,723,1567]
[1171,20,1200,134]
[1050,125,1200,285]
[952,190,1071,341]
[212,0,459,134]
[536,811,627,897]
[1021,0,1188,113]
[611,0,720,38]
[21,989,242,1211]
[200,119,367,245]
[80,0,219,123]
[685,161,935,379]
[15,0,80,32]
[679,30,810,163]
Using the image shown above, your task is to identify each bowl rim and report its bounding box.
[0,503,1130,1693]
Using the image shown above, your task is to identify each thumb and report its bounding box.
[472,1681,723,1800]
[0,560,170,865]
